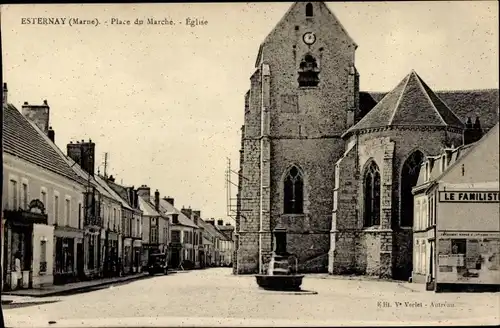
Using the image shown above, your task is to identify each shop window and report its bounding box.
[363,161,381,227]
[283,166,304,214]
[451,239,467,255]
[40,240,47,273]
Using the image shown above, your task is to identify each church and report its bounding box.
[233,2,498,280]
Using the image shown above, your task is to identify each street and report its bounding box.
[3,268,499,327]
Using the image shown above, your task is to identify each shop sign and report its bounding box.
[439,191,499,203]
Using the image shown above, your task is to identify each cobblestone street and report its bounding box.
[4,268,499,327]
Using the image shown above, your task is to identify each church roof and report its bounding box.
[360,89,499,133]
[345,71,465,137]
[3,102,84,184]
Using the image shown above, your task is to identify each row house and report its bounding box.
[155,197,198,269]
[197,218,217,267]
[105,178,143,274]
[2,86,86,290]
[138,185,170,269]
[216,220,235,267]
[201,219,229,267]
[412,123,499,292]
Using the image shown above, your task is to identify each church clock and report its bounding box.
[302,32,316,45]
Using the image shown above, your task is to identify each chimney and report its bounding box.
[473,116,483,142]
[463,117,474,145]
[217,219,224,226]
[137,185,151,200]
[207,219,215,225]
[48,126,55,142]
[192,210,200,226]
[181,207,193,219]
[22,100,50,134]
[154,189,160,212]
[3,83,7,105]
[163,197,174,206]
[67,139,96,176]
[108,175,115,182]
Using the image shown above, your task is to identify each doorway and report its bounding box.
[77,243,84,280]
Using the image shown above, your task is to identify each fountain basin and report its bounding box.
[255,274,305,291]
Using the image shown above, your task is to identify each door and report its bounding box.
[171,249,180,268]
[77,243,84,279]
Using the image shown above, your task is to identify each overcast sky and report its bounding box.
[2,2,498,223]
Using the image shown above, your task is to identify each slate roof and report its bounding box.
[3,103,84,184]
[139,197,160,217]
[345,71,465,137]
[96,175,133,210]
[155,197,198,229]
[198,219,230,241]
[360,89,499,132]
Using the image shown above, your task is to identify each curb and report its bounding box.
[2,274,149,298]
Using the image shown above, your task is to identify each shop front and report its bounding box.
[54,226,83,285]
[434,186,500,291]
[2,199,49,291]
[132,238,142,273]
[84,227,101,279]
[123,237,133,274]
[104,231,119,277]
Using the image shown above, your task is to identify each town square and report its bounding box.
[1,2,499,327]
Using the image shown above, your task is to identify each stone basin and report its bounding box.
[255,274,305,291]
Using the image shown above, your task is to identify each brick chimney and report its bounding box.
[217,219,224,226]
[67,139,96,176]
[154,189,160,212]
[3,83,8,105]
[192,210,200,226]
[207,219,215,225]
[163,197,174,206]
[108,175,116,182]
[22,100,50,135]
[48,126,55,142]
[181,207,193,219]
[137,185,151,200]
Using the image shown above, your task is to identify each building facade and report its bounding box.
[234,2,499,278]
[138,186,169,268]
[2,90,86,290]
[412,124,499,291]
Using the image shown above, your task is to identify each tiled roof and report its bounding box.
[361,89,499,132]
[346,71,464,136]
[155,197,198,229]
[3,103,84,184]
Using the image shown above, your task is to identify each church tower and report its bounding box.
[234,2,359,274]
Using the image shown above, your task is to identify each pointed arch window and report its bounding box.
[401,151,425,227]
[284,166,304,214]
[298,54,320,87]
[363,161,381,227]
[306,3,313,17]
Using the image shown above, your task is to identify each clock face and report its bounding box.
[303,32,316,45]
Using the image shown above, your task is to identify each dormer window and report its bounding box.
[298,54,320,87]
[306,3,313,17]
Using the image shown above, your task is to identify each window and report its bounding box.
[113,208,117,229]
[305,3,313,17]
[172,231,181,243]
[78,203,82,229]
[54,195,60,224]
[400,151,425,227]
[172,214,179,224]
[41,189,47,209]
[429,197,434,226]
[283,166,304,214]
[65,199,70,226]
[151,225,158,244]
[40,240,47,273]
[363,161,381,227]
[9,179,18,210]
[298,54,320,87]
[22,183,28,209]
[414,201,421,230]
[422,199,428,229]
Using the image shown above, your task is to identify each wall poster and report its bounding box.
[437,232,500,284]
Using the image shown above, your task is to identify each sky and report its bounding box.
[2,2,498,223]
